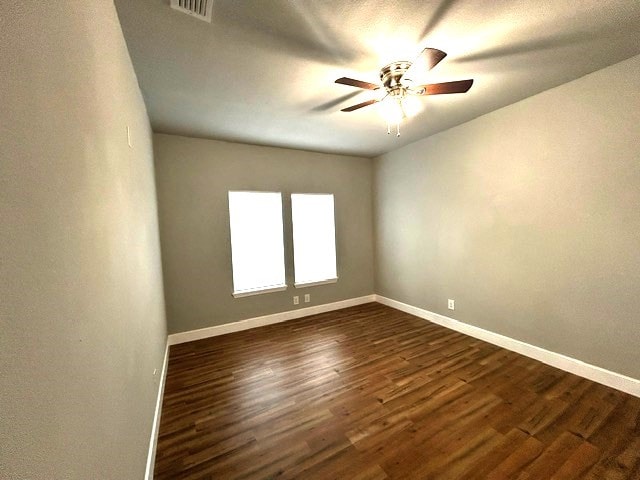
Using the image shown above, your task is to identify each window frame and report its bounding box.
[228,190,287,298]
[290,192,338,289]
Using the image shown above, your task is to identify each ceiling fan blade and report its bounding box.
[341,99,379,112]
[335,77,380,90]
[402,47,447,81]
[416,79,474,95]
[418,47,447,71]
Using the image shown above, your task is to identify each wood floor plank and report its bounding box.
[463,428,532,480]
[154,303,640,479]
[486,435,545,480]
[550,440,601,480]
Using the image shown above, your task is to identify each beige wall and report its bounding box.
[0,2,167,479]
[154,134,374,334]
[374,54,640,379]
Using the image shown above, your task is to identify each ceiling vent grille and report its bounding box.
[170,0,213,23]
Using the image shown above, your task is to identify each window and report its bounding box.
[291,193,337,287]
[228,191,286,297]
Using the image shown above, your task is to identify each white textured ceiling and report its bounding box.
[114,0,640,158]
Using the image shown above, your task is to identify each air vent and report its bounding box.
[170,0,213,23]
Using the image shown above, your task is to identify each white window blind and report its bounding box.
[291,193,337,287]
[228,191,286,297]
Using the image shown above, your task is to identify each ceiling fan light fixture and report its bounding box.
[380,93,421,119]
[380,96,404,124]
[402,95,422,117]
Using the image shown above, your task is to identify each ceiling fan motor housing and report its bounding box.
[380,61,413,95]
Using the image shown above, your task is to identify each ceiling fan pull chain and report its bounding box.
[387,121,391,135]
[396,122,400,137]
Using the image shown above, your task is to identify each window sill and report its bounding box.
[232,284,287,298]
[294,278,338,289]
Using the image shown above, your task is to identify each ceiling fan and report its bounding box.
[335,47,473,136]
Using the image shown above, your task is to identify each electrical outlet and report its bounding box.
[448,299,455,310]
[293,296,299,305]
[304,294,311,303]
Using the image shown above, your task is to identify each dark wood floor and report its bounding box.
[154,303,640,479]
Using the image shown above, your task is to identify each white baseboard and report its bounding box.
[375,295,640,398]
[168,295,377,345]
[145,341,169,480]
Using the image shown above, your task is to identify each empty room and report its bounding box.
[2,1,640,479]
